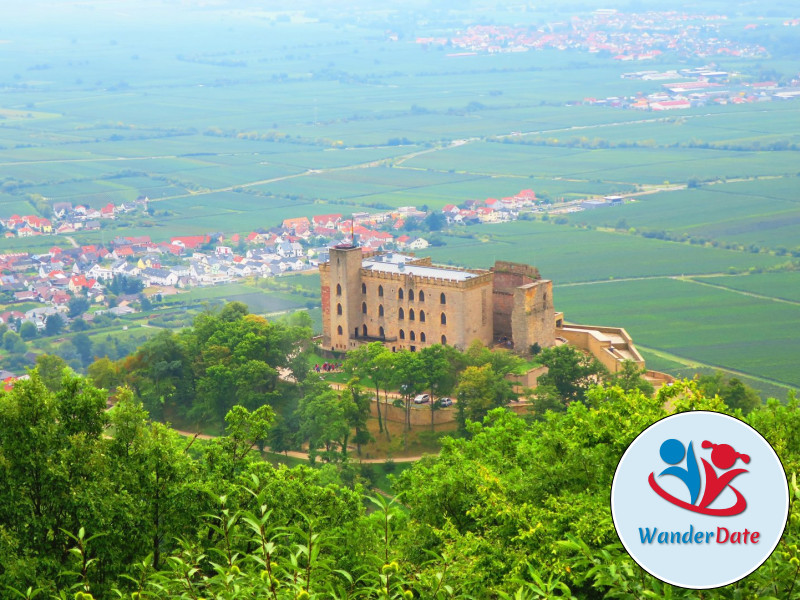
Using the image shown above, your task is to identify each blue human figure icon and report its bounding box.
[658,438,701,505]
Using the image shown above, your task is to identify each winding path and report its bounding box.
[172,428,427,464]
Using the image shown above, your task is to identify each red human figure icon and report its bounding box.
[698,441,750,511]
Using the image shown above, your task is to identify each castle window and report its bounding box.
[336,283,342,296]
[419,291,425,302]
[409,289,415,301]
[362,302,367,314]
[441,335,447,345]
[362,324,368,336]
[379,304,384,317]
[337,303,342,315]
[337,325,343,335]
[409,308,415,321]
[379,326,385,339]
[378,285,384,297]
[420,332,426,342]
[440,312,446,325]
[399,308,404,320]
[398,288,404,300]
[410,331,416,341]
[440,293,446,305]
[362,283,367,294]
[419,310,425,323]
[400,329,405,340]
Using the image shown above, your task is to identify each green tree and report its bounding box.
[696,371,761,414]
[3,330,27,354]
[391,350,425,432]
[420,344,457,430]
[87,356,119,390]
[68,295,91,318]
[216,404,275,473]
[296,380,348,463]
[341,377,373,457]
[34,354,70,392]
[610,359,654,397]
[19,321,38,340]
[455,364,515,430]
[44,312,65,336]
[536,344,608,405]
[72,332,94,367]
[344,341,392,435]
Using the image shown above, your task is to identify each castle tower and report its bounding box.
[321,244,364,351]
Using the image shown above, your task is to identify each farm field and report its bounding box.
[1,0,799,397]
[574,178,800,250]
[553,276,800,392]
[424,221,784,282]
[693,272,800,303]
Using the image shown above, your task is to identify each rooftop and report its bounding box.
[362,253,479,282]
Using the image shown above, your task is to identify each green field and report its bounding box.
[694,272,800,303]
[1,1,799,393]
[573,179,800,250]
[425,221,784,282]
[554,277,800,390]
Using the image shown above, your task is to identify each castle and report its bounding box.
[320,245,562,354]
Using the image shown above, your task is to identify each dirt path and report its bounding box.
[677,276,800,307]
[172,428,427,464]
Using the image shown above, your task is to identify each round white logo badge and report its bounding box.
[611,411,789,589]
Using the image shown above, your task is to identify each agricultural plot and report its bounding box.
[553,277,800,390]
[693,272,800,303]
[531,103,800,148]
[403,140,800,185]
[425,221,784,283]
[574,179,800,250]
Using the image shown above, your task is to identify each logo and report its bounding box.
[611,411,789,589]
[648,439,750,516]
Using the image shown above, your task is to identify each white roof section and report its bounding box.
[363,253,478,282]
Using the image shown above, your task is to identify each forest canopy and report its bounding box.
[0,362,798,598]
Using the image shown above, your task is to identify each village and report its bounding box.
[0,188,554,352]
[416,11,769,59]
[585,67,800,111]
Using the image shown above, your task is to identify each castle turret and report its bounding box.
[321,244,364,350]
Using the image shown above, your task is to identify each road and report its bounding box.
[173,428,426,464]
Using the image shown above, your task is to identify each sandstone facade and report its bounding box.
[320,246,556,354]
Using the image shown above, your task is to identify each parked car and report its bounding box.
[438,397,453,408]
[413,393,430,404]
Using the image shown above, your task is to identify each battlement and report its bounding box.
[358,266,493,289]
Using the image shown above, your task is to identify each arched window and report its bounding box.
[362,324,368,336]
[440,312,446,325]
[419,310,425,323]
[362,302,367,314]
[441,335,447,345]
[379,326,385,338]
[440,293,446,305]
[337,325,343,335]
[398,288,404,300]
[410,331,416,341]
[409,289,415,301]
[399,329,405,340]
[337,303,342,315]
[336,283,342,296]
[420,332,426,342]
[361,283,367,294]
[409,309,415,321]
[378,304,384,317]
[399,308,404,320]
[378,285,384,297]
[419,291,425,302]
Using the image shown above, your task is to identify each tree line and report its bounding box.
[0,367,797,598]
